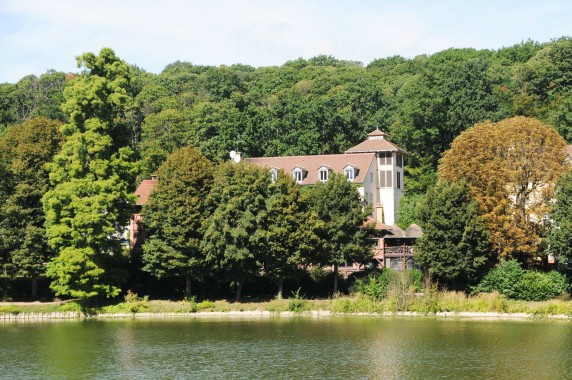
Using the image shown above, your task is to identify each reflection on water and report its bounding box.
[1,317,571,379]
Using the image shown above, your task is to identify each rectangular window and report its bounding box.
[379,170,392,188]
[370,194,373,205]
[396,155,403,168]
[365,192,369,204]
[370,172,373,183]
[319,169,328,182]
[380,152,392,165]
[344,168,354,180]
[293,170,302,182]
[397,171,401,189]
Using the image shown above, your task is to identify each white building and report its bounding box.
[244,129,406,225]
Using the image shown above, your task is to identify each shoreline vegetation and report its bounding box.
[2,292,572,322]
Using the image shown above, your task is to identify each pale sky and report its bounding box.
[1,0,571,83]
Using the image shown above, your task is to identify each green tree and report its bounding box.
[547,172,572,275]
[414,180,491,289]
[307,173,376,294]
[42,48,137,300]
[0,117,62,298]
[264,171,323,298]
[201,162,270,300]
[138,109,193,178]
[141,146,213,297]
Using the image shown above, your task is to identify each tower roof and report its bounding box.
[345,129,407,154]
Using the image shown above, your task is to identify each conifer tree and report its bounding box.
[42,49,137,299]
[414,180,491,289]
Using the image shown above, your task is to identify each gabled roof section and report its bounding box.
[405,224,423,238]
[244,153,376,185]
[135,178,158,206]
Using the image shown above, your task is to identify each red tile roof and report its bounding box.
[244,153,376,185]
[134,179,157,205]
[345,138,407,154]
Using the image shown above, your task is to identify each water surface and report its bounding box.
[1,316,571,379]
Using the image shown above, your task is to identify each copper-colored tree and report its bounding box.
[439,116,569,261]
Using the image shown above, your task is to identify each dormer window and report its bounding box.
[292,167,306,183]
[344,165,358,181]
[318,166,330,182]
[269,168,278,183]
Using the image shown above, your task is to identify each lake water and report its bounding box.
[1,316,571,379]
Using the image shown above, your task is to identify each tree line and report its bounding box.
[2,38,572,300]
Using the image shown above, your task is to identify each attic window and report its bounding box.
[344,167,355,181]
[293,168,304,183]
[319,167,329,182]
[269,169,278,183]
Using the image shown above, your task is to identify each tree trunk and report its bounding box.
[277,278,284,300]
[333,264,339,294]
[31,277,38,300]
[235,280,243,301]
[185,276,192,298]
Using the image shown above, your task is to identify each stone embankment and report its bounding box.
[1,310,572,322]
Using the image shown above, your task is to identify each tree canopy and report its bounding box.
[439,116,569,261]
[307,173,376,293]
[42,48,137,299]
[141,145,213,297]
[415,180,491,289]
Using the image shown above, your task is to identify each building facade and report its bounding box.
[131,130,420,270]
[245,129,406,225]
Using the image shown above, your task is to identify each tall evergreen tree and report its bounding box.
[415,180,491,289]
[42,48,137,299]
[141,146,213,297]
[307,173,376,294]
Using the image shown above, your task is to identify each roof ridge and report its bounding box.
[245,152,375,160]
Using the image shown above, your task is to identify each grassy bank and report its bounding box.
[2,291,572,318]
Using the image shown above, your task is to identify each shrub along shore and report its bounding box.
[2,292,572,321]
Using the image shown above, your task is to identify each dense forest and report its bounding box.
[2,37,572,301]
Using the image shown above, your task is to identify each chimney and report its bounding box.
[375,203,384,223]
[151,175,158,181]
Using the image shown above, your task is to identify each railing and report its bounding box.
[383,246,414,256]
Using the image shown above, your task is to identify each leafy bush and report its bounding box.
[0,305,20,315]
[196,300,216,311]
[473,260,525,299]
[58,302,83,313]
[287,288,307,312]
[515,271,568,301]
[352,269,423,301]
[474,260,570,301]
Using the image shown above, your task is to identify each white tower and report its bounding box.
[345,129,406,225]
